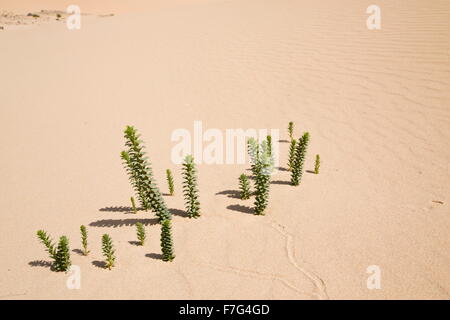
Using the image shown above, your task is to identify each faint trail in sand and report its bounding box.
[270,221,329,300]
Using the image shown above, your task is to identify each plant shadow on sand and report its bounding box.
[145,253,163,260]
[306,170,316,174]
[92,261,107,269]
[169,208,189,218]
[271,180,292,185]
[226,204,254,215]
[216,190,241,199]
[28,260,52,268]
[99,206,137,213]
[89,218,159,228]
[72,249,85,256]
[278,139,290,143]
[128,241,141,246]
[275,166,289,172]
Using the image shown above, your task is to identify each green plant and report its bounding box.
[102,234,116,270]
[121,126,171,222]
[288,122,294,140]
[54,236,71,272]
[37,230,56,260]
[166,169,174,196]
[239,174,251,200]
[291,132,310,186]
[36,230,71,272]
[288,138,297,171]
[130,196,137,214]
[266,135,272,156]
[248,138,274,215]
[80,225,89,256]
[136,222,146,246]
[247,137,260,177]
[314,154,320,174]
[182,155,200,218]
[160,219,175,262]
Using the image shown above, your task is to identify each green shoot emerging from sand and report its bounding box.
[161,219,175,262]
[288,139,297,171]
[288,121,294,140]
[291,132,310,186]
[54,236,71,272]
[37,230,71,272]
[248,137,274,215]
[315,154,320,174]
[37,230,56,260]
[102,234,115,270]
[80,225,90,256]
[136,222,146,246]
[121,126,171,222]
[182,155,200,218]
[266,135,272,156]
[130,196,137,214]
[239,174,251,200]
[166,169,175,196]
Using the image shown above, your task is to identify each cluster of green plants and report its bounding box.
[35,122,320,274]
[236,121,320,215]
[36,230,71,272]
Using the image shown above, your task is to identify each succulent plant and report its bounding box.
[314,154,320,174]
[166,169,175,196]
[182,155,200,218]
[80,225,90,256]
[239,174,251,200]
[291,132,310,186]
[160,219,175,262]
[121,126,171,222]
[102,234,115,270]
[288,121,294,140]
[136,222,146,246]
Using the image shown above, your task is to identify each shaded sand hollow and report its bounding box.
[0,0,449,299]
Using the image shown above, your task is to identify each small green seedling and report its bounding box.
[291,132,310,186]
[182,155,200,218]
[80,225,90,256]
[239,174,251,200]
[288,139,297,171]
[266,135,272,156]
[288,122,294,140]
[166,169,175,196]
[136,222,146,246]
[102,234,116,270]
[314,154,320,174]
[130,196,137,214]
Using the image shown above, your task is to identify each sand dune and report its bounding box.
[0,0,449,299]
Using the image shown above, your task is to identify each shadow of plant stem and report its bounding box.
[216,190,241,199]
[89,218,159,228]
[226,204,254,214]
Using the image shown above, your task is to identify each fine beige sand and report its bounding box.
[0,0,449,300]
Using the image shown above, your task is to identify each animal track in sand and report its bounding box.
[270,221,329,300]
